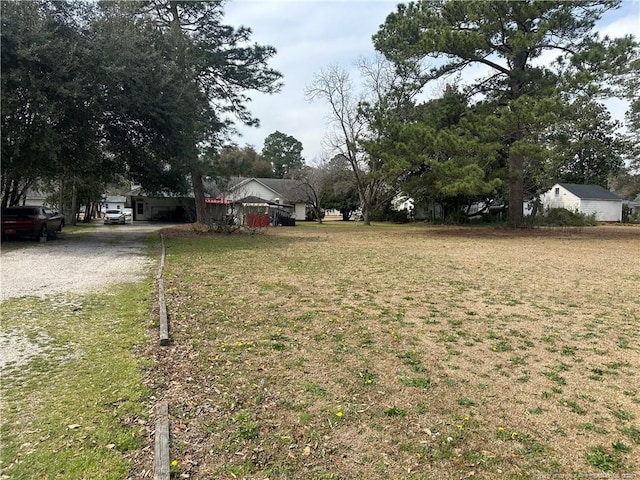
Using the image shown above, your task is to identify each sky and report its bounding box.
[222,0,640,164]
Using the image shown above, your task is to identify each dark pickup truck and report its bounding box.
[1,206,65,240]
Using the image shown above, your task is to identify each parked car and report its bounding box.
[1,206,64,240]
[104,209,127,225]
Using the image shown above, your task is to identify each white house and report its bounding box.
[224,177,309,220]
[22,190,48,206]
[101,195,127,213]
[541,183,622,222]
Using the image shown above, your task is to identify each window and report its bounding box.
[555,187,560,195]
[117,205,121,210]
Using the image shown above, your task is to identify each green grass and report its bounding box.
[585,445,623,472]
[148,224,640,479]
[61,221,98,234]
[5,222,638,480]
[0,281,153,479]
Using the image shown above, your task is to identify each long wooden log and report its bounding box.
[158,278,170,346]
[154,401,170,480]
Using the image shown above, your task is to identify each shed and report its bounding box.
[540,183,622,222]
[235,195,295,227]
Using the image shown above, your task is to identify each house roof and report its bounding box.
[228,177,308,203]
[558,183,621,201]
[104,196,126,203]
[255,178,307,202]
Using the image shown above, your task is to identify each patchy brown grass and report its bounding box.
[140,223,640,479]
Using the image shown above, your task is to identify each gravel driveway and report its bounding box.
[1,222,168,367]
[0,222,167,300]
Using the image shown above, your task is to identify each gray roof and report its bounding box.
[559,184,621,201]
[255,178,307,202]
[228,177,308,203]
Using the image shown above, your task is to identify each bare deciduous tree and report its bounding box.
[306,56,422,225]
[305,65,379,225]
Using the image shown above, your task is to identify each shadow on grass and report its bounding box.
[425,224,640,241]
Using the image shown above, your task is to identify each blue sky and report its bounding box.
[223,0,640,163]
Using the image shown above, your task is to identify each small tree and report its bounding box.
[321,155,360,221]
[547,96,626,186]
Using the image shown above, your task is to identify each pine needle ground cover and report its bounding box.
[153,224,639,479]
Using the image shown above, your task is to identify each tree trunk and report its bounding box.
[1,181,11,209]
[9,178,22,207]
[59,178,65,219]
[362,203,371,225]
[191,171,206,224]
[358,189,372,226]
[83,202,94,223]
[69,178,78,226]
[507,151,524,228]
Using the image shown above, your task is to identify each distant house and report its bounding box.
[123,177,310,223]
[23,190,48,206]
[101,196,127,213]
[222,177,309,221]
[541,183,622,222]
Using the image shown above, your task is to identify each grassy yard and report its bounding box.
[0,274,155,478]
[1,223,638,480]
[151,223,640,479]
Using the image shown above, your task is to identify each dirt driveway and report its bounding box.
[0,222,169,301]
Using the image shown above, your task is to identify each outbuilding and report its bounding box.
[540,183,622,222]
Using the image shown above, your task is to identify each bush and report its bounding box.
[370,202,412,223]
[535,208,597,227]
[622,204,640,223]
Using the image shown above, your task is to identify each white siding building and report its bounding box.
[541,183,622,222]
[102,196,127,213]
[227,178,308,220]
